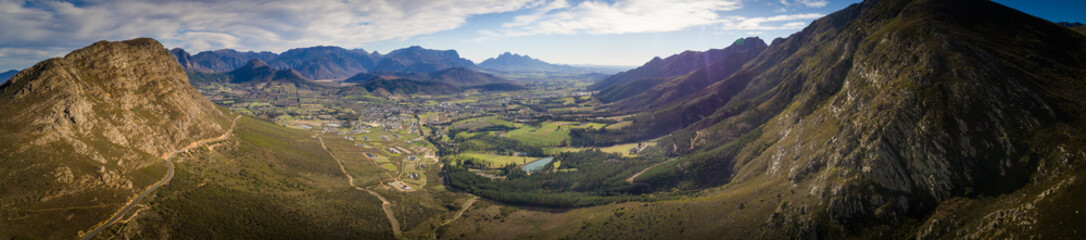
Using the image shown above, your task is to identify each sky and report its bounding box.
[0,0,1083,71]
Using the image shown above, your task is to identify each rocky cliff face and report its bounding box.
[0,38,231,238]
[630,0,1086,237]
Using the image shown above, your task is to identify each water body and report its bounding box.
[522,157,554,173]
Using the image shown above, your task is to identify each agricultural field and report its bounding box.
[449,116,516,130]
[452,152,536,167]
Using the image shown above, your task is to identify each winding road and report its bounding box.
[626,158,676,183]
[316,135,402,238]
[441,196,479,226]
[79,115,241,240]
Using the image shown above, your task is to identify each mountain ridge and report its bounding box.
[596,37,767,109]
[609,0,1086,237]
[0,38,232,238]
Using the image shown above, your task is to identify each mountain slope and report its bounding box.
[614,0,1086,237]
[371,46,475,73]
[597,37,767,109]
[589,46,733,91]
[0,38,232,239]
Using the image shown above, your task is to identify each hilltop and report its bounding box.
[0,38,232,238]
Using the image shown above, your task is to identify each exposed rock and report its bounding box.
[0,38,231,237]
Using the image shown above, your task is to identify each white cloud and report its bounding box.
[0,0,541,69]
[720,13,824,31]
[490,0,742,38]
[780,0,828,8]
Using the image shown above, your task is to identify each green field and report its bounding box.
[454,152,535,167]
[544,142,656,157]
[451,116,516,130]
[504,121,571,147]
[604,121,632,130]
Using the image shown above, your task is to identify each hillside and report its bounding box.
[589,46,733,91]
[597,37,767,109]
[0,38,233,239]
[371,46,475,73]
[566,0,1086,238]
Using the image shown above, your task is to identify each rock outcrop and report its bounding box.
[0,38,231,239]
[627,0,1086,238]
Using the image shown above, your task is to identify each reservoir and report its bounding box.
[522,157,554,173]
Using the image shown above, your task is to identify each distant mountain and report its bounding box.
[371,46,475,73]
[188,59,325,91]
[478,52,586,74]
[596,37,767,109]
[1057,21,1084,27]
[170,48,212,73]
[1060,22,1086,35]
[267,46,379,80]
[0,38,232,238]
[0,69,17,83]
[346,77,460,96]
[589,46,734,91]
[582,0,1086,238]
[187,49,278,73]
[173,46,378,80]
[345,67,522,94]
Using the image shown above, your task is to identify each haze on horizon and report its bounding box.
[0,0,1080,71]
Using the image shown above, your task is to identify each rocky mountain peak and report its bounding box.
[243,59,270,69]
[624,0,1086,236]
[1,37,230,166]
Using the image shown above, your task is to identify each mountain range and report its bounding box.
[1060,21,1086,35]
[344,67,523,95]
[3,0,1086,238]
[594,37,767,111]
[573,0,1086,238]
[172,45,628,82]
[478,52,595,74]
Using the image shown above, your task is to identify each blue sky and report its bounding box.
[0,0,1083,71]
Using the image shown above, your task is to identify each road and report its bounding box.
[441,196,479,226]
[317,135,402,238]
[364,189,402,237]
[626,158,676,183]
[80,115,241,240]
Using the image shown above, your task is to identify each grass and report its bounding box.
[454,152,535,167]
[450,116,516,130]
[544,142,657,157]
[604,121,632,130]
[94,117,395,239]
[505,121,571,147]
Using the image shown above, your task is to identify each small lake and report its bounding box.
[522,157,554,173]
